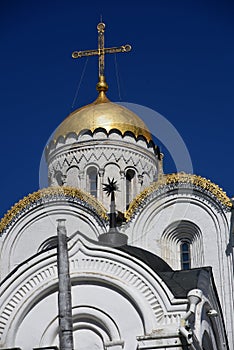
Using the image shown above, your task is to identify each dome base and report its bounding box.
[99,230,128,247]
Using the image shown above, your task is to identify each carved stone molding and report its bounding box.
[125,173,232,222]
[0,235,186,345]
[0,187,108,235]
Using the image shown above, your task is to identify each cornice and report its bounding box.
[47,139,157,167]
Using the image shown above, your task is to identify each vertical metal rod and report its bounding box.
[57,219,74,350]
[97,22,105,77]
[110,191,116,229]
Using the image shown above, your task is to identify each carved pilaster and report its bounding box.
[119,170,126,211]
[98,168,105,202]
[79,170,85,190]
[137,174,143,194]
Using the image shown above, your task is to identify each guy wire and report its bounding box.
[71,57,89,109]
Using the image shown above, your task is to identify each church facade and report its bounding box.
[0,22,233,350]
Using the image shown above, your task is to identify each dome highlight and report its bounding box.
[53,95,153,143]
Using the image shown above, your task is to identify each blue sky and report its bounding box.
[0,0,233,217]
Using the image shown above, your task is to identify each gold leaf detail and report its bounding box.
[0,186,108,234]
[125,173,232,222]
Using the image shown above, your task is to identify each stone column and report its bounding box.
[79,170,85,190]
[120,170,125,212]
[137,174,143,194]
[98,168,105,202]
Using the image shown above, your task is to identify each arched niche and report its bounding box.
[66,166,79,187]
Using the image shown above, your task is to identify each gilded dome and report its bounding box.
[53,92,152,143]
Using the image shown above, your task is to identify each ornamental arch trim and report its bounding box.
[0,186,108,235]
[160,220,204,269]
[0,234,188,346]
[125,173,232,222]
[40,305,124,348]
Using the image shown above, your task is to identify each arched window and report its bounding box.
[87,167,98,198]
[66,166,79,187]
[126,169,136,209]
[180,241,191,270]
[161,220,204,270]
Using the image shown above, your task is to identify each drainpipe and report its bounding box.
[179,289,203,344]
[57,219,74,350]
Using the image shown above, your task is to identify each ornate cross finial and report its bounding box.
[72,22,131,93]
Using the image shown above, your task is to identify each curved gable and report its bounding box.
[0,187,108,280]
[0,233,188,349]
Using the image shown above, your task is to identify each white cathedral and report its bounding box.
[0,22,233,350]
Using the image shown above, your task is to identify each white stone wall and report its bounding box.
[46,131,158,212]
[0,184,231,349]
[124,185,234,347]
[0,198,107,281]
[0,233,189,350]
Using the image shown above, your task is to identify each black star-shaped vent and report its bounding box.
[103,177,119,197]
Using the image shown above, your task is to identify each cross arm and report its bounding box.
[104,44,132,54]
[72,49,100,59]
[72,45,131,59]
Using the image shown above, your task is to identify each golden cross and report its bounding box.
[72,22,131,91]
